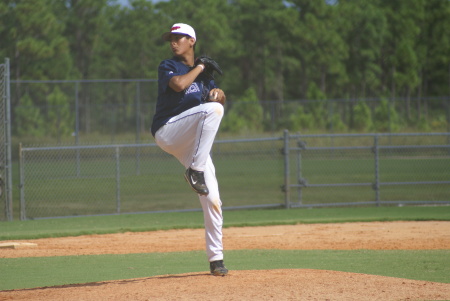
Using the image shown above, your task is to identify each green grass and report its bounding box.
[0,207,449,290]
[1,206,449,240]
[0,250,448,290]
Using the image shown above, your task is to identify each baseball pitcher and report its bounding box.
[150,23,228,276]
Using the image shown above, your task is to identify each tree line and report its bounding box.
[1,0,449,138]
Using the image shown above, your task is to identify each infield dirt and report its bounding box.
[1,221,449,300]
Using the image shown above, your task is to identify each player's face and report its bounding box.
[169,34,194,56]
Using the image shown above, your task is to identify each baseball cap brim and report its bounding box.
[162,32,191,41]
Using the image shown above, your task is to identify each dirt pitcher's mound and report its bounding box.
[2,270,450,301]
[0,221,449,300]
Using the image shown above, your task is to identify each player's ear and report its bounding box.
[189,37,196,47]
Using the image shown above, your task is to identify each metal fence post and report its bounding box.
[75,81,81,177]
[135,82,141,175]
[283,129,290,209]
[115,146,121,214]
[0,58,13,221]
[447,98,450,151]
[296,136,305,206]
[373,135,380,206]
[19,143,26,220]
[5,58,12,221]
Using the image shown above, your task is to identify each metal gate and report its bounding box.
[0,58,13,221]
[283,130,450,208]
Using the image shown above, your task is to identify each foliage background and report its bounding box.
[1,0,449,141]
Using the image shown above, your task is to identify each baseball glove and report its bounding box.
[195,55,223,80]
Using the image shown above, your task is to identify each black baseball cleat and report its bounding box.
[210,260,228,276]
[184,167,209,196]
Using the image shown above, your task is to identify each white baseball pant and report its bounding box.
[154,102,224,262]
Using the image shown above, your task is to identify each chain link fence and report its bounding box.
[4,75,450,220]
[9,79,450,149]
[18,132,450,220]
[19,138,284,220]
[284,132,450,208]
[0,59,13,221]
[10,79,158,148]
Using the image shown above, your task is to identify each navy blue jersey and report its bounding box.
[151,57,217,136]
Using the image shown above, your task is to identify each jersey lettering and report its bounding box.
[185,82,201,95]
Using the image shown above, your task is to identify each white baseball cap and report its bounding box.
[162,23,196,41]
